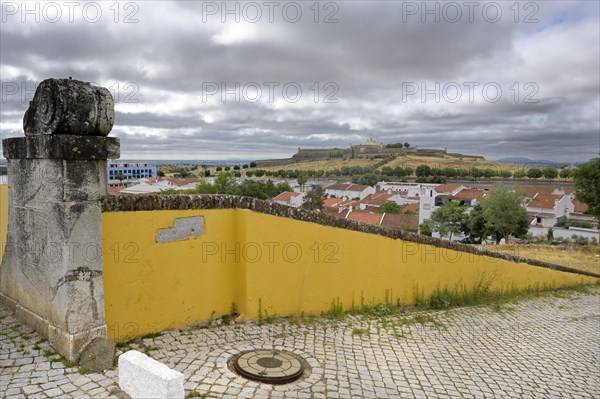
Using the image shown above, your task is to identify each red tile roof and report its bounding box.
[273,191,302,202]
[572,198,589,213]
[435,184,462,193]
[108,186,126,196]
[517,186,558,199]
[323,197,342,206]
[359,193,394,206]
[337,199,359,208]
[347,211,382,225]
[323,206,349,218]
[453,189,487,201]
[527,193,561,209]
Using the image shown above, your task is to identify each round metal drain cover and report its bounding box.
[233,350,305,384]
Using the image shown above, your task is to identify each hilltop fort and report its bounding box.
[256,138,485,167]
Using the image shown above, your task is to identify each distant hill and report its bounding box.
[496,158,582,167]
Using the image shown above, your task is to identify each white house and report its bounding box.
[273,191,305,207]
[525,193,570,228]
[325,183,375,200]
[377,182,427,198]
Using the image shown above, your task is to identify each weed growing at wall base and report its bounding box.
[413,279,597,311]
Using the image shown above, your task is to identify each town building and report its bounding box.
[324,183,375,200]
[273,191,305,207]
[108,161,157,186]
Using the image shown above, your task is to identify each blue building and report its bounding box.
[108,161,157,184]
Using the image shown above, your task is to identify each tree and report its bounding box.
[572,158,600,219]
[499,170,513,179]
[250,161,257,168]
[195,178,218,194]
[419,221,433,236]
[559,169,571,179]
[479,188,529,244]
[157,170,165,177]
[513,170,527,179]
[542,167,558,180]
[415,164,432,177]
[204,169,211,177]
[403,142,410,148]
[527,168,543,179]
[380,202,401,214]
[233,165,240,170]
[297,173,308,192]
[461,204,488,243]
[430,201,468,241]
[352,173,379,186]
[302,186,325,211]
[214,172,237,193]
[215,166,222,172]
[115,172,125,184]
[242,164,249,169]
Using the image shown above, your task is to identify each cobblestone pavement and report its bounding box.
[1,288,599,399]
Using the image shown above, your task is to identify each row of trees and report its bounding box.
[426,188,529,243]
[159,173,291,200]
[227,165,570,182]
[385,142,411,148]
[215,161,258,172]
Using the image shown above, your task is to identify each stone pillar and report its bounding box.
[0,79,119,361]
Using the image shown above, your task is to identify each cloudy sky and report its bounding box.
[1,0,599,161]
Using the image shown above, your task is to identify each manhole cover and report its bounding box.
[232,350,305,384]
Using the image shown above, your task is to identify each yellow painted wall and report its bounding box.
[102,209,239,341]
[237,210,594,318]
[102,208,597,341]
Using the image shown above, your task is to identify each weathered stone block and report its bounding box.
[119,351,184,399]
[47,323,107,362]
[79,337,116,371]
[24,78,114,136]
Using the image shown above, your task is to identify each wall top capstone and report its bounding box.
[2,135,120,160]
[23,78,115,136]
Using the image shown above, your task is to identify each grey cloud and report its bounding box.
[1,0,598,161]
